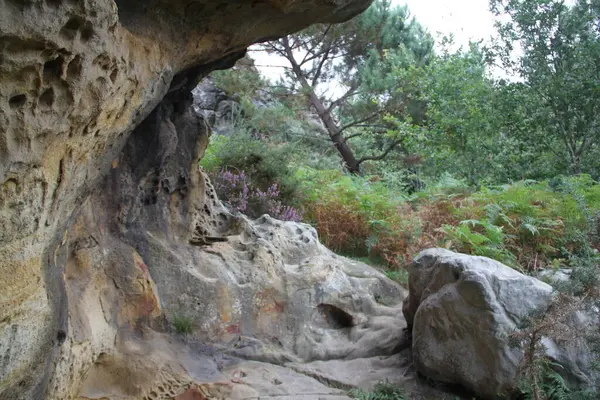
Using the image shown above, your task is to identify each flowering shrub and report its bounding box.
[210,168,303,222]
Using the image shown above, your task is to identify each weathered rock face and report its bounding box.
[192,77,239,136]
[192,57,330,139]
[0,1,373,398]
[403,248,595,399]
[60,82,406,398]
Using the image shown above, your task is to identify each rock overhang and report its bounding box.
[0,0,373,398]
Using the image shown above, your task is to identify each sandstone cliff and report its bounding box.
[0,1,376,398]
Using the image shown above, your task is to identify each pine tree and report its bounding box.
[258,0,433,173]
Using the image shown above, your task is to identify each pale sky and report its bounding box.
[401,0,497,48]
[250,0,499,82]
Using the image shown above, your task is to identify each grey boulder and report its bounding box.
[403,248,595,399]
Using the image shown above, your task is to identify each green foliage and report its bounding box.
[442,219,518,268]
[491,0,600,176]
[518,362,571,400]
[438,177,600,271]
[348,382,407,400]
[211,60,266,98]
[172,314,193,335]
[200,0,600,282]
[200,131,299,202]
[385,270,409,286]
[295,166,407,221]
[407,39,501,185]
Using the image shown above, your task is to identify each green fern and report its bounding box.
[542,367,570,400]
[519,362,571,400]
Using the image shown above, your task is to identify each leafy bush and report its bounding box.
[294,167,460,269]
[201,131,300,205]
[441,219,517,268]
[210,168,303,221]
[295,170,599,278]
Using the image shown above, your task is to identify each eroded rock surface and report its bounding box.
[55,76,406,398]
[0,0,373,398]
[192,77,239,136]
[404,248,595,399]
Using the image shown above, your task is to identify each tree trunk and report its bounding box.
[282,40,362,174]
[307,90,362,173]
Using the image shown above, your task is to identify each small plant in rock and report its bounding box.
[172,314,194,335]
[348,381,407,400]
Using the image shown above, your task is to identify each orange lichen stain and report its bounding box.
[111,159,118,168]
[132,251,150,280]
[256,289,285,314]
[262,301,285,314]
[118,250,162,324]
[218,286,232,323]
[225,324,240,334]
[136,291,160,316]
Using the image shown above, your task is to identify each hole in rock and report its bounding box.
[60,16,84,40]
[314,304,353,329]
[56,329,66,344]
[9,94,26,109]
[109,68,118,83]
[64,16,84,30]
[80,22,95,42]
[67,55,82,80]
[39,88,55,108]
[44,56,64,81]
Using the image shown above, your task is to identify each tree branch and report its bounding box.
[342,132,363,142]
[357,139,405,165]
[339,113,381,133]
[327,83,360,112]
[299,25,333,65]
[263,41,287,58]
[310,43,332,88]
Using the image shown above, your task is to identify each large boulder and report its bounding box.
[0,0,373,398]
[403,248,595,399]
